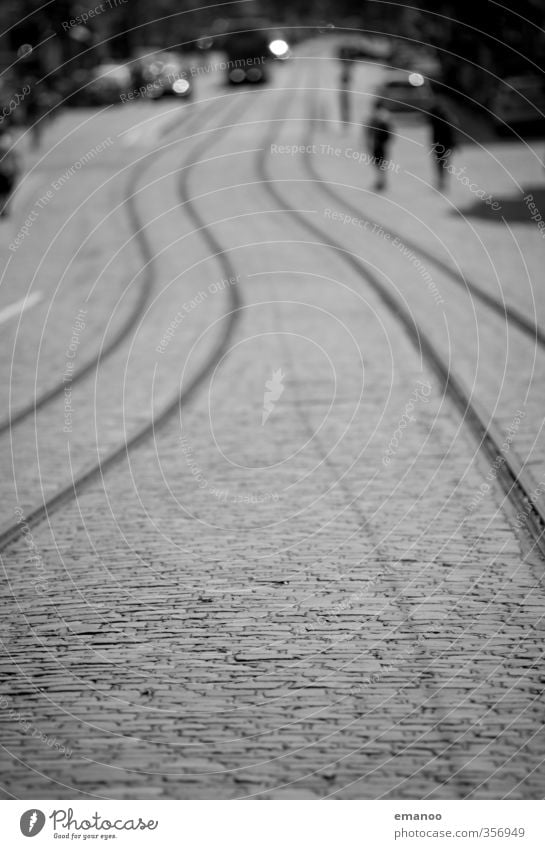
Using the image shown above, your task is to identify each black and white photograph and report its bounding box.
[0,0,545,840]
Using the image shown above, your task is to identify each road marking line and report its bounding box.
[0,291,42,326]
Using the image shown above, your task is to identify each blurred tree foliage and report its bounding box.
[3,0,544,74]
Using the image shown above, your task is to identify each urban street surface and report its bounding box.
[1,33,545,800]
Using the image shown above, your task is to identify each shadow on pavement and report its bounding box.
[452,185,545,224]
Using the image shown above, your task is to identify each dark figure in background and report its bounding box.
[24,84,54,150]
[367,103,392,191]
[339,61,353,125]
[0,128,20,217]
[428,101,457,189]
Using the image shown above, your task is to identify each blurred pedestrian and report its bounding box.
[367,102,393,191]
[0,128,20,217]
[428,100,457,189]
[339,61,353,125]
[24,83,54,150]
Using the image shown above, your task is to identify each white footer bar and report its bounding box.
[2,799,543,848]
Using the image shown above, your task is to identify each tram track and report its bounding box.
[3,69,543,553]
[249,76,477,801]
[304,85,545,350]
[255,89,545,558]
[0,92,252,552]
[0,99,223,437]
[1,50,543,801]
[249,69,545,800]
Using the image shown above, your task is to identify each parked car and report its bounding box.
[223,31,272,84]
[375,70,434,115]
[338,36,393,63]
[87,63,133,105]
[133,50,192,99]
[489,75,545,130]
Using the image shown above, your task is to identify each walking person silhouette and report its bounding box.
[428,100,457,189]
[367,102,393,191]
[339,60,354,125]
[0,127,20,217]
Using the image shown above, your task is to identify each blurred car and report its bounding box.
[338,36,393,63]
[375,71,434,114]
[223,31,273,84]
[133,50,192,99]
[87,63,133,105]
[490,75,545,129]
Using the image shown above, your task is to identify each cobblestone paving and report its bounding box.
[0,44,544,800]
[0,98,235,518]
[308,53,545,486]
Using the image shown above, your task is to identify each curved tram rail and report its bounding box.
[304,86,545,350]
[2,80,544,561]
[0,99,221,437]
[0,93,252,552]
[255,87,545,559]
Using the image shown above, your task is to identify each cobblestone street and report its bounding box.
[1,36,545,802]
